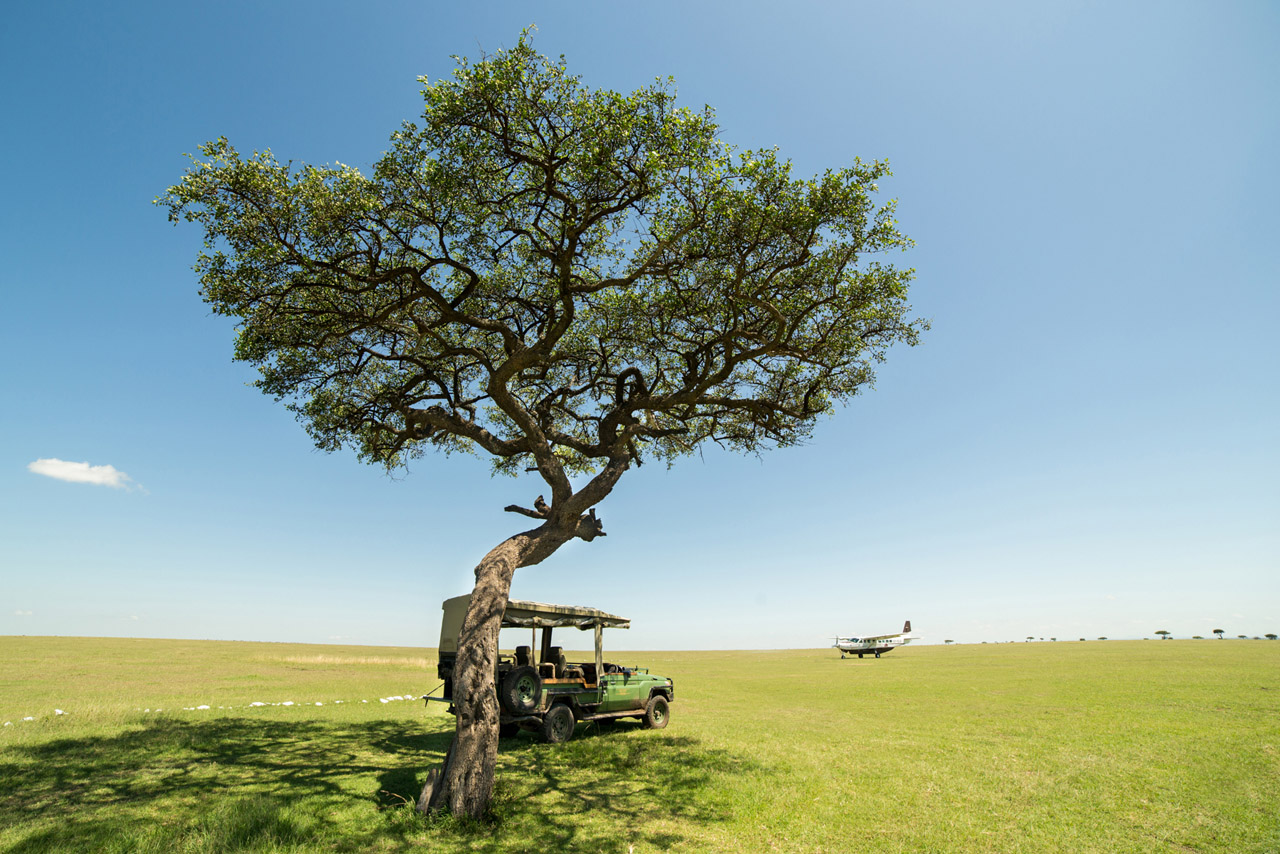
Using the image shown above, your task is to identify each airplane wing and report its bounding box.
[838,623,916,642]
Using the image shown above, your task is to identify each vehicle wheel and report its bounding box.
[641,695,670,729]
[499,722,520,738]
[500,666,542,714]
[541,704,575,743]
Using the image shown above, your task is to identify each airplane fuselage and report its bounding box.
[834,636,909,658]
[834,621,916,658]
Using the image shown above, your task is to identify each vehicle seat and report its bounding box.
[546,646,567,678]
[515,645,532,667]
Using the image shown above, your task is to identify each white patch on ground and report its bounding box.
[4,691,430,725]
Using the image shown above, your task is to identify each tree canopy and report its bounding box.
[161,36,924,514]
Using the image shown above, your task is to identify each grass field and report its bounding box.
[1,636,1276,853]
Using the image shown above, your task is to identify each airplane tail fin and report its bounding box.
[903,620,912,634]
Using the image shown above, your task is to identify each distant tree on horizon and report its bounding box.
[1213,628,1224,639]
[1156,630,1171,640]
[1098,637,1108,640]
[1267,634,1278,641]
[1238,635,1248,639]
[1192,635,1204,639]
[944,639,954,644]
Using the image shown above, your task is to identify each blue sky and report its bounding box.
[2,1,1276,649]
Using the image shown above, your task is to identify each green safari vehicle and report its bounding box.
[427,595,675,743]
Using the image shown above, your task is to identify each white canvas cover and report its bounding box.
[437,594,630,654]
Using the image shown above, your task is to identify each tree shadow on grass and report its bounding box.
[0,716,757,853]
[479,721,753,853]
[0,716,450,853]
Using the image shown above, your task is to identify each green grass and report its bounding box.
[1,637,1277,853]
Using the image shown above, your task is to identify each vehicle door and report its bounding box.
[596,670,645,713]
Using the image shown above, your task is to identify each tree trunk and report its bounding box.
[419,525,570,817]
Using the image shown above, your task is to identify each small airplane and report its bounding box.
[834,621,917,658]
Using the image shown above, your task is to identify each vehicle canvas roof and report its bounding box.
[438,594,630,653]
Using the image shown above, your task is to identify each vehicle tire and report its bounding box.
[499,722,520,738]
[541,704,575,743]
[500,666,542,714]
[641,694,670,730]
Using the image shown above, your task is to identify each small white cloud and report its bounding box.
[14,610,33,616]
[28,458,140,490]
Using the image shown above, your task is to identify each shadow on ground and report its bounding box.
[0,716,754,853]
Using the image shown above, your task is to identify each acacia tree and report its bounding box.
[161,36,923,818]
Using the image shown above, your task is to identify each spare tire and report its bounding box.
[500,666,542,714]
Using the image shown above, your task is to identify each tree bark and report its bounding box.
[419,524,572,817]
